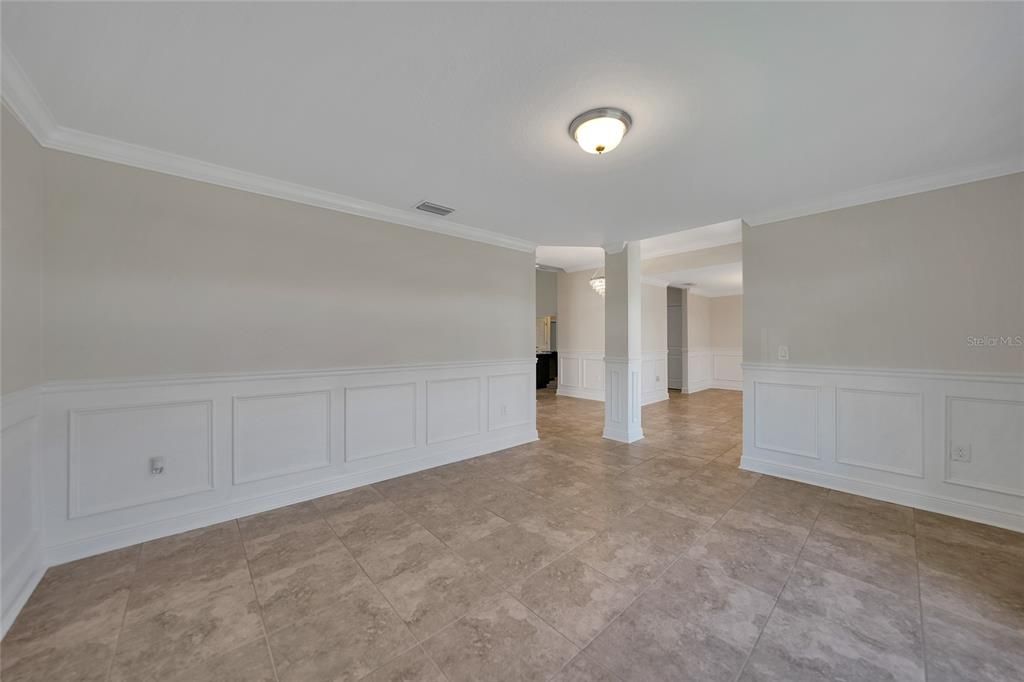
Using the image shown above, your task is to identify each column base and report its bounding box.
[602,357,644,443]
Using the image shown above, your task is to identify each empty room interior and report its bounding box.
[1,2,1022,681]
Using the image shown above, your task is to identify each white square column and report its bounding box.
[603,242,644,443]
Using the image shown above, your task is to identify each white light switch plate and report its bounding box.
[777,345,789,361]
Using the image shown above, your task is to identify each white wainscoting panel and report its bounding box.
[488,373,532,431]
[753,382,819,459]
[233,391,331,483]
[583,357,606,393]
[557,350,667,405]
[427,377,481,444]
[33,359,536,573]
[345,383,417,460]
[2,388,44,636]
[742,363,1024,533]
[69,400,215,518]
[641,351,669,405]
[686,349,712,393]
[686,348,742,393]
[556,351,604,402]
[836,388,923,477]
[946,396,1024,498]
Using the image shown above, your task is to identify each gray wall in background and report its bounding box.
[1,107,44,394]
[743,173,1024,372]
[34,122,535,382]
[536,269,558,318]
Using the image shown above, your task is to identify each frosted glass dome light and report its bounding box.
[569,108,632,155]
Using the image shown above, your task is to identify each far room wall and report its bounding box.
[556,270,669,404]
[683,291,743,393]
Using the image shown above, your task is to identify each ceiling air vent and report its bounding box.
[415,201,455,217]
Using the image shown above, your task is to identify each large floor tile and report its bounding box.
[923,605,1024,682]
[740,607,925,682]
[514,555,635,647]
[361,646,447,682]
[456,524,565,585]
[111,581,264,681]
[422,594,578,682]
[252,545,374,631]
[268,586,416,682]
[572,528,677,593]
[641,557,775,650]
[584,597,748,682]
[376,549,503,639]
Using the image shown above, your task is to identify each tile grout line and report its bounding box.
[537,440,748,680]
[102,545,143,682]
[239,518,282,682]
[315,492,449,682]
[912,508,930,682]
[731,486,830,682]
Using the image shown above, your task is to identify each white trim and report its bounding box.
[67,399,216,518]
[743,159,1024,227]
[741,362,1024,385]
[42,358,533,394]
[0,51,534,255]
[740,456,1024,534]
[1,534,45,636]
[1,387,44,637]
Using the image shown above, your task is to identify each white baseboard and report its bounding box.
[2,386,44,637]
[556,385,604,402]
[741,455,1024,533]
[1,534,44,636]
[742,363,1024,533]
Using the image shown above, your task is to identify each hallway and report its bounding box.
[3,390,1021,681]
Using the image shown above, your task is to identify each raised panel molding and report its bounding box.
[426,377,481,444]
[488,373,532,431]
[345,383,417,460]
[835,388,924,478]
[945,396,1024,498]
[753,382,819,459]
[743,364,1024,533]
[233,390,331,484]
[68,400,215,518]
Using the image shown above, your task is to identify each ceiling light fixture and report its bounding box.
[569,107,632,155]
[589,273,606,296]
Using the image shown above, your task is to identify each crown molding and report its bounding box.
[1,47,58,143]
[1,50,535,254]
[743,158,1024,227]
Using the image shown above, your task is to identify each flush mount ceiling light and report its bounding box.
[569,107,632,155]
[589,273,606,296]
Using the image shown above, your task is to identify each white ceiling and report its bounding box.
[3,3,1022,248]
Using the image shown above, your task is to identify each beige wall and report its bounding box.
[556,270,667,353]
[37,145,534,382]
[536,269,557,318]
[642,283,668,353]
[686,291,711,349]
[643,243,742,275]
[710,295,743,349]
[2,108,44,394]
[744,173,1024,372]
[557,270,605,351]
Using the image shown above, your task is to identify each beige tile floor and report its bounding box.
[3,388,1023,681]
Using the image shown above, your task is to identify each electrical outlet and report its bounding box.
[950,444,972,463]
[150,456,166,475]
[777,345,789,361]
[500,404,508,416]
